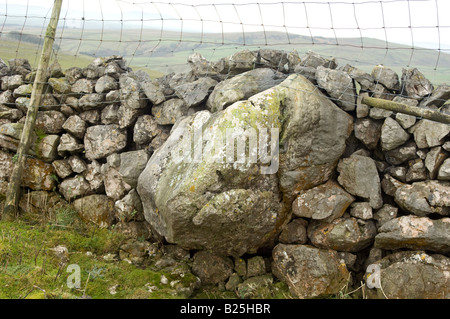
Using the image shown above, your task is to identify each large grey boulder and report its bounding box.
[337,155,383,209]
[137,74,353,257]
[364,251,450,299]
[277,75,353,201]
[84,124,127,160]
[375,215,450,255]
[272,244,349,299]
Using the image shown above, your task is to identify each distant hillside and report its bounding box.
[1,26,449,84]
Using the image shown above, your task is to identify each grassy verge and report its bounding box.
[0,204,198,299]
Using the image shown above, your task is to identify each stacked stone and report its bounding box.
[0,49,449,299]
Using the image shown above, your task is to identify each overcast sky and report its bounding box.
[2,0,449,49]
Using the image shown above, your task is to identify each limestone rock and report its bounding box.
[380,117,410,151]
[337,155,383,209]
[307,217,377,252]
[401,68,433,99]
[292,180,355,222]
[316,66,356,111]
[151,98,188,125]
[375,215,450,254]
[364,251,450,299]
[84,124,127,160]
[371,65,400,91]
[272,244,349,299]
[278,218,308,245]
[394,180,450,217]
[73,194,115,228]
[354,118,382,150]
[206,68,286,113]
[411,120,450,149]
[62,115,87,140]
[59,175,91,201]
[438,158,450,180]
[174,77,218,107]
[192,251,234,285]
[119,150,149,188]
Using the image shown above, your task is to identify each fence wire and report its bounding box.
[0,0,449,81]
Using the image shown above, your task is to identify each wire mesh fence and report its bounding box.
[0,0,449,82]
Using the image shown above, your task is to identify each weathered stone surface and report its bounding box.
[8,58,31,76]
[174,77,218,107]
[57,133,84,156]
[246,256,267,278]
[84,124,127,160]
[73,194,115,228]
[206,68,286,113]
[272,244,349,299]
[103,166,132,201]
[22,158,55,191]
[292,180,354,222]
[373,204,398,229]
[100,104,120,125]
[350,202,373,220]
[395,113,416,130]
[375,215,450,254]
[83,160,103,192]
[133,114,159,145]
[316,66,356,111]
[65,67,83,85]
[114,189,144,222]
[68,155,87,174]
[384,141,417,165]
[307,217,377,252]
[371,65,400,91]
[119,75,146,109]
[35,134,60,162]
[151,98,188,125]
[411,120,450,149]
[1,74,23,91]
[0,105,23,121]
[438,158,450,180]
[425,147,447,180]
[380,117,410,151]
[401,68,434,99]
[394,180,450,216]
[354,118,382,150]
[278,218,308,244]
[420,84,450,109]
[277,75,353,200]
[78,93,105,111]
[337,155,383,209]
[299,51,337,69]
[59,175,91,201]
[119,150,149,188]
[52,159,72,179]
[140,80,166,105]
[192,251,234,285]
[138,74,352,256]
[35,111,66,134]
[95,75,118,94]
[364,251,450,299]
[71,78,94,95]
[62,115,87,139]
[405,159,427,183]
[0,150,14,181]
[341,64,375,90]
[48,77,71,95]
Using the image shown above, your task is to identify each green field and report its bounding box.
[1,26,449,84]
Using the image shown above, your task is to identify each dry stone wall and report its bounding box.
[0,50,449,299]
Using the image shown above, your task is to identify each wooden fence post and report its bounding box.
[2,0,63,221]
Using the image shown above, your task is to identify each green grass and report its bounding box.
[0,206,198,299]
